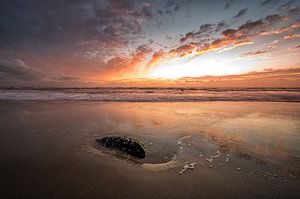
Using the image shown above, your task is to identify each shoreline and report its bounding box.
[1,88,299,102]
[1,99,300,103]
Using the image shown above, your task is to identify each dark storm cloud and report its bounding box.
[233,8,248,18]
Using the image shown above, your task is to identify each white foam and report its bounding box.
[178,162,197,175]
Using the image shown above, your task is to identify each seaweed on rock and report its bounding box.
[96,136,146,158]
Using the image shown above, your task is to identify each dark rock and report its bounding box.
[96,136,146,158]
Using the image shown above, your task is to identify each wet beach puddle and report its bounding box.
[174,133,299,183]
[86,132,299,183]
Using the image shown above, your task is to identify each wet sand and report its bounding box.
[0,101,299,198]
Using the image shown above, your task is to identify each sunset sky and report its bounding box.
[0,0,299,87]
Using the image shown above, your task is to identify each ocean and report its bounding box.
[1,87,300,102]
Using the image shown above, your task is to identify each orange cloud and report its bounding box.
[240,50,267,58]
[234,39,254,46]
[258,23,300,36]
[267,39,279,49]
[145,42,199,71]
[175,67,300,88]
[180,31,195,42]
[284,33,300,39]
[146,51,166,70]
[145,14,293,71]
[97,44,152,80]
[100,12,298,81]
[107,67,300,88]
[293,45,300,49]
[169,42,198,57]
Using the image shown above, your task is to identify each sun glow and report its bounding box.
[147,57,240,79]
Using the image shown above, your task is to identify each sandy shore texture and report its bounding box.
[0,101,299,198]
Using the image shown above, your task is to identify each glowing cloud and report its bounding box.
[148,57,240,79]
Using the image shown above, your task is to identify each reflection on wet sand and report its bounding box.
[89,102,300,179]
[1,101,299,198]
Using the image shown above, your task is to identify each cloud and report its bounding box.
[165,0,190,12]
[277,0,295,11]
[0,0,156,55]
[145,42,198,70]
[0,59,41,81]
[173,14,291,58]
[146,51,166,70]
[233,8,248,19]
[112,67,300,88]
[240,50,267,58]
[293,45,300,49]
[198,23,215,34]
[98,44,153,80]
[180,31,195,42]
[182,67,300,81]
[234,39,254,46]
[267,39,279,49]
[258,23,300,35]
[177,67,300,87]
[284,33,300,39]
[169,42,198,56]
[0,0,299,86]
[288,6,300,15]
[145,12,297,72]
[260,0,279,6]
[223,14,291,38]
[0,59,87,87]
[55,75,80,82]
[0,0,194,84]
[224,0,241,9]
[180,22,227,42]
[283,44,300,52]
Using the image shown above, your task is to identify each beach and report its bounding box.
[1,0,300,197]
[0,100,299,198]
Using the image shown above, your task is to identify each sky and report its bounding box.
[0,0,299,87]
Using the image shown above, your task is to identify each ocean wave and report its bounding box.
[0,88,300,102]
